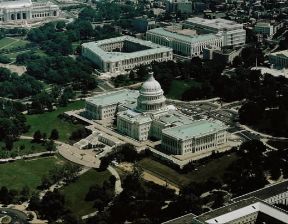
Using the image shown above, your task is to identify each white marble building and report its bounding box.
[0,0,60,23]
[85,73,228,157]
[82,36,173,73]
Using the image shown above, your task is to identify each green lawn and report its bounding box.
[0,156,66,190]
[0,139,47,158]
[0,37,30,50]
[0,37,16,48]
[26,100,85,142]
[166,80,201,100]
[61,169,111,217]
[138,153,238,187]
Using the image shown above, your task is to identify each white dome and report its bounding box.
[137,72,166,112]
[140,73,163,95]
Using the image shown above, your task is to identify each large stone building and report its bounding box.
[85,72,228,157]
[0,0,60,23]
[146,17,246,58]
[163,197,288,224]
[82,36,173,73]
[269,50,288,69]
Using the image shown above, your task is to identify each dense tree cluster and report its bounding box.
[69,127,91,142]
[85,176,115,211]
[0,54,12,64]
[0,100,28,147]
[26,56,97,90]
[238,72,288,137]
[0,67,42,99]
[27,20,120,57]
[223,140,268,196]
[99,144,144,170]
[29,190,67,222]
[0,185,30,205]
[87,170,175,224]
[79,2,146,22]
[39,163,81,190]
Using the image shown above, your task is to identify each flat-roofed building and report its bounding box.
[233,180,288,206]
[161,120,227,156]
[183,17,246,47]
[0,0,59,23]
[82,36,173,73]
[84,89,139,120]
[146,18,245,58]
[146,27,223,57]
[163,197,288,224]
[254,22,274,37]
[269,50,288,69]
[84,72,229,159]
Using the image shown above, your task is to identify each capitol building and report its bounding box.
[85,73,228,157]
[0,0,60,24]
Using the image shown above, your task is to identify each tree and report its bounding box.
[56,21,66,30]
[39,190,66,221]
[50,129,59,140]
[33,130,42,142]
[4,136,14,151]
[20,185,30,201]
[46,140,56,151]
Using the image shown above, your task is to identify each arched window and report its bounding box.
[11,14,15,20]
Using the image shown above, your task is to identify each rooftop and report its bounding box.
[147,27,220,44]
[162,120,227,140]
[185,17,243,30]
[0,0,32,8]
[118,109,152,124]
[82,36,172,62]
[163,197,288,224]
[155,110,194,127]
[270,49,288,58]
[86,89,139,107]
[233,179,288,202]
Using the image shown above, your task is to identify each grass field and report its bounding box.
[138,153,238,187]
[0,139,47,158]
[0,156,66,190]
[61,169,111,217]
[166,80,201,100]
[26,100,85,142]
[0,37,30,50]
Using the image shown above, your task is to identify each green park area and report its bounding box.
[26,100,85,142]
[138,153,238,187]
[0,156,66,190]
[0,139,47,158]
[166,80,201,100]
[61,169,111,217]
[0,37,30,50]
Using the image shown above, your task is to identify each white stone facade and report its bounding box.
[161,121,227,156]
[146,28,223,57]
[0,0,60,23]
[184,17,246,46]
[82,36,173,73]
[146,18,245,58]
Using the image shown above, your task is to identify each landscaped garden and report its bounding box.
[61,169,111,217]
[0,139,47,158]
[0,156,67,190]
[25,100,85,142]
